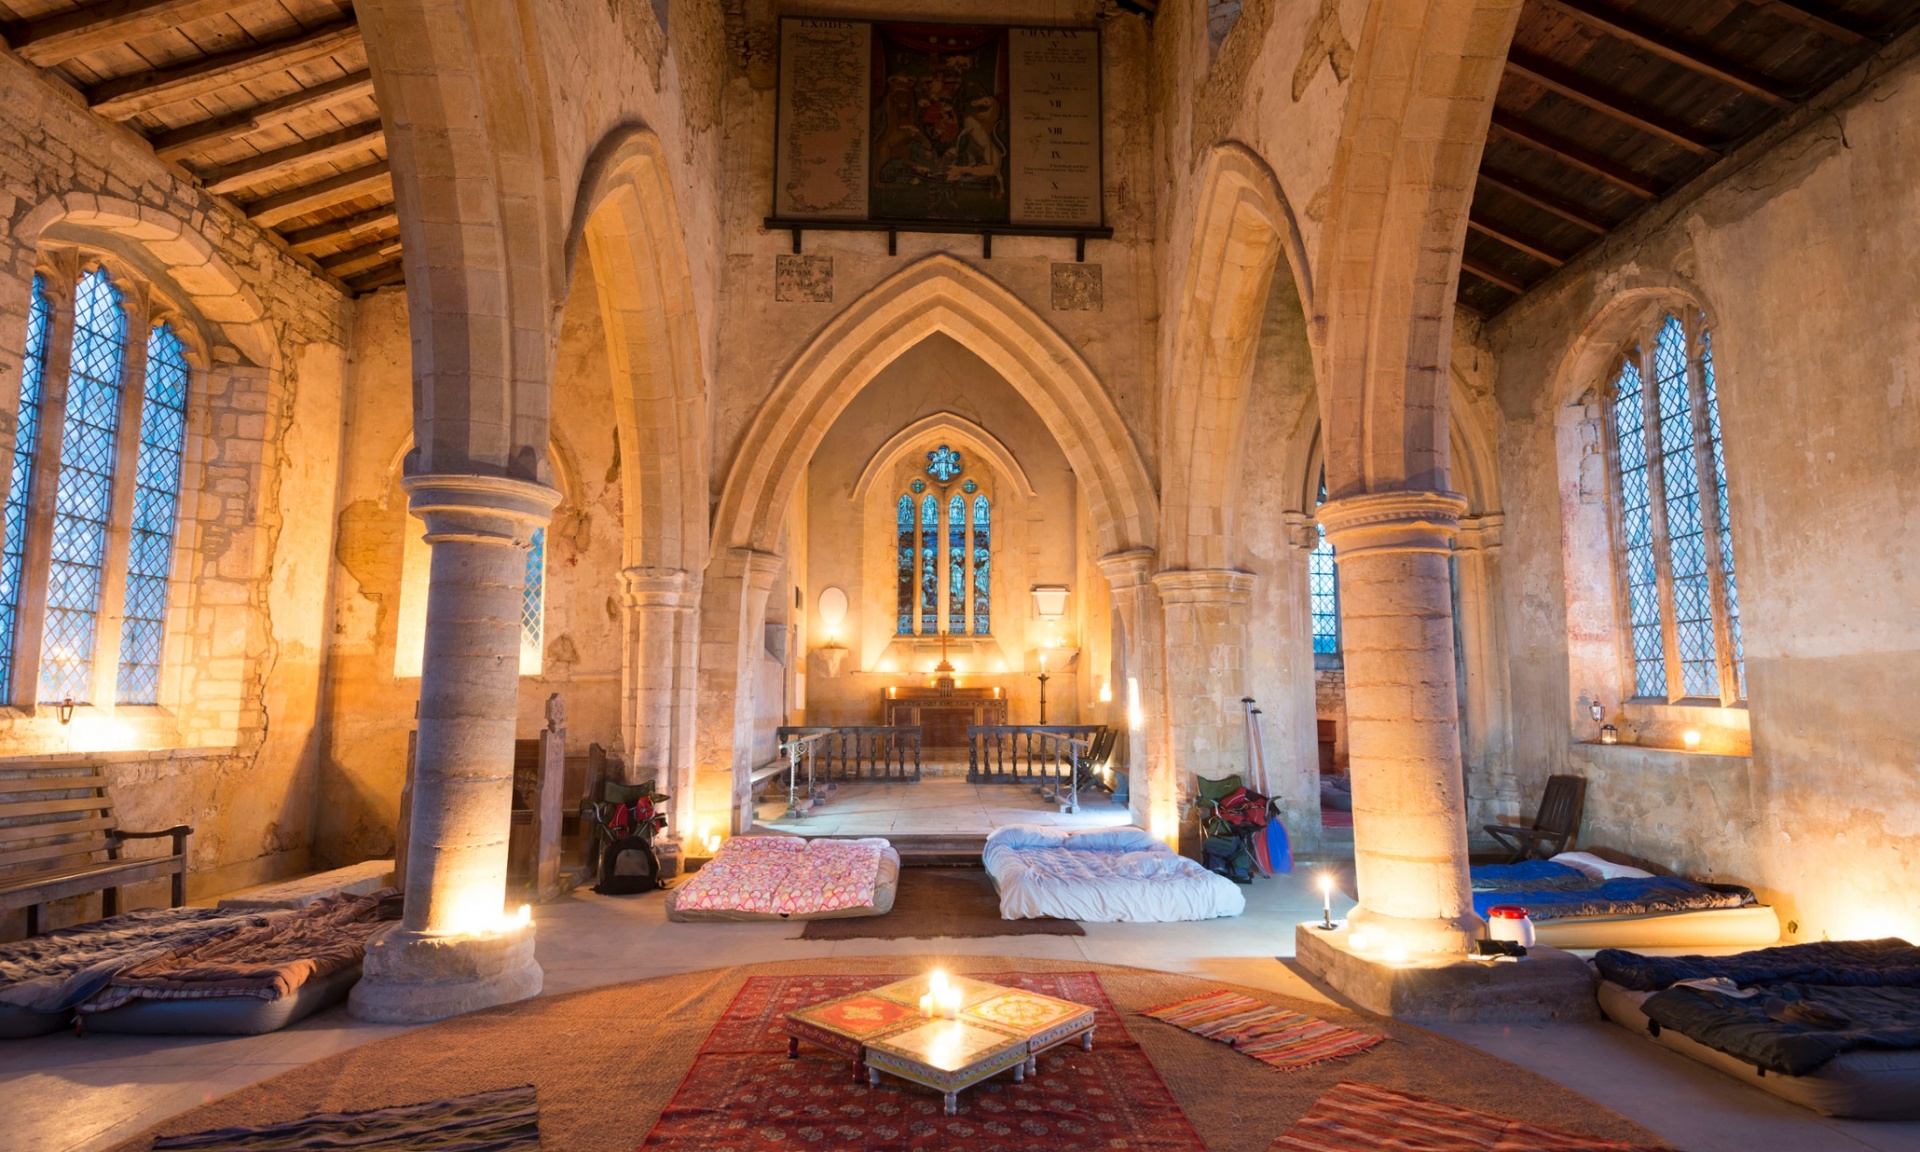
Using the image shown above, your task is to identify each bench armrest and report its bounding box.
[114,825,192,852]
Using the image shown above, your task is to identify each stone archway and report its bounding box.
[697,254,1158,833]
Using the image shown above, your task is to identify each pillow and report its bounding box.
[985,825,1070,851]
[1552,851,1653,881]
[721,835,807,855]
[1064,826,1166,853]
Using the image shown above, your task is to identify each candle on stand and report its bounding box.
[1319,874,1334,930]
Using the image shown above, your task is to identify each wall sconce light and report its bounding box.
[57,697,75,725]
[1588,699,1604,723]
[1031,585,1069,622]
[1097,679,1112,704]
[1682,729,1702,751]
[817,586,848,645]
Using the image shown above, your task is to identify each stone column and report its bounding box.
[1152,569,1255,790]
[620,566,696,832]
[1096,549,1167,837]
[350,473,558,1024]
[1452,514,1514,831]
[1315,490,1481,956]
[692,547,783,835]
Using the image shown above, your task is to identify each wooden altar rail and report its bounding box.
[774,726,923,783]
[967,725,1104,786]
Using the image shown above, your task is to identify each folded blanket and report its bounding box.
[1471,875,1752,922]
[1470,860,1596,894]
[0,907,264,1015]
[1641,982,1920,1076]
[1596,938,1920,993]
[80,889,397,1012]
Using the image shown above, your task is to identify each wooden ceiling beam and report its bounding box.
[1461,257,1527,294]
[87,20,361,120]
[1476,169,1613,234]
[244,159,390,227]
[1536,0,1795,107]
[9,0,241,66]
[282,203,397,250]
[148,70,376,162]
[346,261,407,293]
[1490,111,1662,199]
[1751,0,1878,47]
[321,237,404,277]
[1468,216,1568,267]
[199,120,382,195]
[1505,48,1722,157]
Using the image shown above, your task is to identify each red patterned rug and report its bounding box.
[640,972,1208,1152]
[1269,1081,1670,1151]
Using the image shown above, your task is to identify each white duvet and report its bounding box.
[984,825,1246,922]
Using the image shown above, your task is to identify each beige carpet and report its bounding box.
[112,957,1668,1152]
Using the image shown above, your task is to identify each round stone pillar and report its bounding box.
[350,473,559,1024]
[1316,490,1482,956]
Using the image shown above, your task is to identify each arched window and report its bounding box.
[893,445,992,636]
[1605,312,1744,703]
[2,263,195,708]
[1309,469,1340,662]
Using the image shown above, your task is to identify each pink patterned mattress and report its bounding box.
[666,836,901,922]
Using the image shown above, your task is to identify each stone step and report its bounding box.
[215,859,395,910]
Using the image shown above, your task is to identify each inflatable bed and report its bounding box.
[76,888,397,1036]
[1593,939,1920,1119]
[1471,852,1779,949]
[984,825,1245,923]
[0,906,264,1038]
[666,835,900,922]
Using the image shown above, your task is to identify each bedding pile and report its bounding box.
[667,835,900,921]
[984,825,1245,922]
[79,888,397,1014]
[1595,938,1920,1077]
[0,907,264,1018]
[1469,853,1754,922]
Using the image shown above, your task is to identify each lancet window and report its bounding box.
[1604,311,1745,704]
[894,446,991,636]
[1309,470,1341,662]
[1,263,194,709]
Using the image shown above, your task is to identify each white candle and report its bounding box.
[919,992,934,1019]
[939,987,961,1020]
[1319,874,1333,929]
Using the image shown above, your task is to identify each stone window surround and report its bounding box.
[1,244,212,745]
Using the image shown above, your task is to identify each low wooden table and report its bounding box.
[784,974,1096,1113]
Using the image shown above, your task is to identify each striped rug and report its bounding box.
[1142,990,1385,1071]
[1270,1082,1670,1151]
[151,1085,539,1151]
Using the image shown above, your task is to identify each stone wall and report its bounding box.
[1485,37,1920,943]
[0,49,352,932]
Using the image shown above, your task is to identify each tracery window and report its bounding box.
[1,263,194,709]
[894,445,991,636]
[1604,311,1744,704]
[1309,470,1340,661]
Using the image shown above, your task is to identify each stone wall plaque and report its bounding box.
[1050,263,1102,311]
[774,19,871,220]
[775,254,834,302]
[1008,28,1102,227]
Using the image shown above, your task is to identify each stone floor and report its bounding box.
[753,772,1134,836]
[4,869,1917,1152]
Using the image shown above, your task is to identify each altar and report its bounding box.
[883,686,1008,750]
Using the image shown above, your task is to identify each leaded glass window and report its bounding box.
[893,452,992,637]
[41,268,127,704]
[520,527,545,675]
[918,493,938,634]
[1605,311,1744,704]
[946,494,965,634]
[0,278,52,701]
[896,495,915,634]
[971,495,990,634]
[115,322,190,704]
[1309,471,1340,659]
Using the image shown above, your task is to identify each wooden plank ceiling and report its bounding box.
[0,0,401,293]
[1462,0,1920,313]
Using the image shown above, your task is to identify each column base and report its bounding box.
[1294,921,1597,1023]
[348,922,543,1024]
[1346,903,1484,956]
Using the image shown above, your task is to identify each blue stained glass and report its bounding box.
[0,278,53,703]
[971,495,990,634]
[1613,355,1666,698]
[919,494,938,633]
[1310,471,1340,657]
[1654,316,1718,698]
[41,269,126,705]
[947,494,965,634]
[1702,332,1744,699]
[521,527,545,665]
[896,495,914,634]
[115,323,190,704]
[925,444,963,483]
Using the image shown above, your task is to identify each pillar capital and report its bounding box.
[1283,510,1319,552]
[1454,512,1505,553]
[1095,547,1157,590]
[401,473,561,546]
[620,565,697,609]
[1315,490,1469,559]
[1150,568,1254,605]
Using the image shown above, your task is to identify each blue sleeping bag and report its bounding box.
[1468,860,1754,922]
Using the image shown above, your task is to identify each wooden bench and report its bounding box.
[0,763,190,936]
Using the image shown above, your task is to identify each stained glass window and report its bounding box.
[1309,471,1340,658]
[0,278,52,702]
[896,495,914,634]
[947,494,965,634]
[925,444,963,483]
[40,268,127,704]
[971,495,990,634]
[1607,312,1744,704]
[115,322,190,704]
[520,527,545,675]
[919,494,938,634]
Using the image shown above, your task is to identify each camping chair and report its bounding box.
[1483,775,1586,863]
